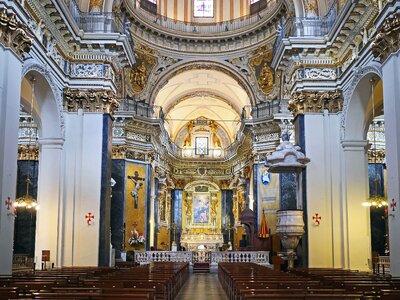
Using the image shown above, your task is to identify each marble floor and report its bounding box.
[175,267,228,300]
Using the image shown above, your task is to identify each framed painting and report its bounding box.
[193,193,210,224]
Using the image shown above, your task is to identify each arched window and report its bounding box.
[193,0,214,18]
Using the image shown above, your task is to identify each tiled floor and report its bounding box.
[175,267,228,300]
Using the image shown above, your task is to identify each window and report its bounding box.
[250,0,260,3]
[193,0,214,18]
[195,137,209,155]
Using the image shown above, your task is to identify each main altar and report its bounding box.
[180,181,224,251]
[180,233,224,251]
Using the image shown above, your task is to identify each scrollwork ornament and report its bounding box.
[0,9,33,59]
[288,90,343,117]
[372,12,400,63]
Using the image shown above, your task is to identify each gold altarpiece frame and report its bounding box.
[182,181,222,234]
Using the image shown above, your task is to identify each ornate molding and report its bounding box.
[368,149,386,164]
[0,8,33,58]
[18,145,39,161]
[63,89,119,115]
[288,90,343,117]
[112,145,127,159]
[372,12,400,63]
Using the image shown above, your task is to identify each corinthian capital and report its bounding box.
[63,88,119,115]
[288,90,343,117]
[372,12,400,63]
[0,8,33,58]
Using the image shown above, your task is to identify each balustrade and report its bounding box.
[134,251,270,266]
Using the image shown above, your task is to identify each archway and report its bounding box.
[342,70,384,271]
[15,69,63,270]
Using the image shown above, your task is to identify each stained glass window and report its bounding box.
[193,0,214,18]
[250,0,260,3]
[195,137,209,155]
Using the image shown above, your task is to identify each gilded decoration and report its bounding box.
[250,47,274,94]
[112,145,127,159]
[288,90,343,117]
[125,163,147,250]
[372,12,400,63]
[63,88,119,115]
[18,145,39,161]
[126,47,156,95]
[0,9,33,58]
[368,149,385,164]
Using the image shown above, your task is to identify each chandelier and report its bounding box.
[14,77,40,210]
[362,78,387,208]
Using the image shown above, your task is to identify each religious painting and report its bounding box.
[193,193,210,224]
[257,165,279,233]
[125,162,147,250]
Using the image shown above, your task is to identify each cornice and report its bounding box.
[372,11,400,63]
[288,90,343,117]
[0,8,33,58]
[63,88,119,115]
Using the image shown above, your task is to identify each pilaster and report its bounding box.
[0,9,32,275]
[289,90,344,269]
[373,9,400,277]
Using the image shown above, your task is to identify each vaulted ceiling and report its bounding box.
[154,69,250,142]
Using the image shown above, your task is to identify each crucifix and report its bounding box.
[128,171,145,209]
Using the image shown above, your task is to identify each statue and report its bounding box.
[184,121,195,147]
[128,171,144,209]
[210,121,222,148]
[258,63,274,93]
[130,62,147,93]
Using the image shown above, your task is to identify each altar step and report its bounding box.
[193,262,210,273]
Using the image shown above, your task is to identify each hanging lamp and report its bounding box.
[14,76,40,210]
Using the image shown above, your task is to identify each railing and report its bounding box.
[13,254,34,270]
[134,251,193,264]
[131,0,281,34]
[65,0,129,34]
[244,100,281,120]
[133,251,270,265]
[211,251,270,265]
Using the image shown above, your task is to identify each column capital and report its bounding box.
[18,144,39,160]
[0,8,33,59]
[63,88,119,116]
[372,12,400,64]
[288,90,343,118]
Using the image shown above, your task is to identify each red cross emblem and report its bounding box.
[5,197,12,210]
[312,213,322,226]
[85,212,94,225]
[391,199,397,212]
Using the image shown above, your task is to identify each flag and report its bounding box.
[258,209,269,238]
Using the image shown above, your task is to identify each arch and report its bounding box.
[342,65,383,141]
[22,63,64,139]
[184,180,220,192]
[149,60,257,107]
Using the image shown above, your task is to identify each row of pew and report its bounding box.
[0,262,189,299]
[218,262,400,300]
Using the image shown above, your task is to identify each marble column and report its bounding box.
[372,11,400,276]
[0,9,32,275]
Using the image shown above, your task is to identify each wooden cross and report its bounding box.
[391,199,397,212]
[85,212,94,225]
[312,213,322,226]
[5,197,12,210]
